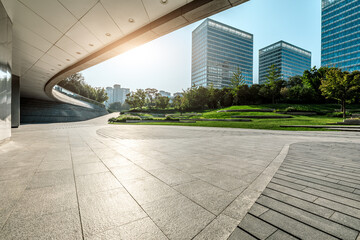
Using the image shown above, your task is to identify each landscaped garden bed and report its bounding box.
[108,104,360,131]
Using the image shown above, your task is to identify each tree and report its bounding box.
[219,88,234,107]
[248,84,264,104]
[181,86,209,110]
[58,73,85,93]
[155,96,170,109]
[287,75,303,88]
[145,88,158,109]
[230,67,247,104]
[302,66,329,102]
[58,73,108,103]
[230,67,245,89]
[108,102,130,112]
[320,69,360,118]
[233,85,251,105]
[94,87,108,103]
[125,89,146,109]
[108,102,122,112]
[207,84,222,109]
[173,95,182,111]
[263,64,285,104]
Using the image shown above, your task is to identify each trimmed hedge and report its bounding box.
[109,115,141,123]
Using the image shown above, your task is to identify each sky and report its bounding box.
[81,0,322,93]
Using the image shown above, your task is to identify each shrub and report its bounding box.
[143,116,154,120]
[109,115,141,122]
[285,106,297,112]
[328,112,351,118]
[165,115,179,121]
[108,117,117,122]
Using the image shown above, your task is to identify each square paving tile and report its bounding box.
[27,169,74,189]
[0,208,82,240]
[175,180,237,215]
[149,167,196,186]
[87,217,167,240]
[74,162,109,176]
[0,166,37,181]
[0,178,28,228]
[76,172,122,194]
[142,194,215,239]
[37,161,72,172]
[10,184,77,218]
[193,170,249,191]
[101,156,133,168]
[78,188,147,237]
[122,176,179,205]
[111,164,152,181]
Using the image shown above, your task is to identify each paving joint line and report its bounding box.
[274,172,357,194]
[254,202,344,240]
[273,173,360,202]
[246,212,301,240]
[0,148,47,232]
[83,136,173,239]
[259,191,360,232]
[267,181,360,210]
[69,134,86,240]
[282,162,360,178]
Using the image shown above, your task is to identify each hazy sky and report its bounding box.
[81,0,321,93]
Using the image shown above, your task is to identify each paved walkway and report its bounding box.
[0,114,359,239]
[229,142,360,240]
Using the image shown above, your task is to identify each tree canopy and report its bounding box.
[126,89,147,109]
[230,67,245,89]
[58,73,108,103]
[320,69,360,118]
[261,64,285,104]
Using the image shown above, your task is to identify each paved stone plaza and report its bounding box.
[0,114,359,239]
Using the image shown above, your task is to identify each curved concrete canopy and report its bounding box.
[1,0,248,101]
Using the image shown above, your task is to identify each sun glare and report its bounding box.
[118,43,160,65]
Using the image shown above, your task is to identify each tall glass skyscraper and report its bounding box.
[321,0,360,72]
[258,41,311,84]
[191,19,253,88]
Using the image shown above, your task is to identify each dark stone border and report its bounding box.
[229,142,360,240]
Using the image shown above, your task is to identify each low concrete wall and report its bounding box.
[20,98,108,124]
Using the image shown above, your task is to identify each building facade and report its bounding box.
[159,90,171,98]
[105,87,113,107]
[258,41,311,84]
[321,0,360,72]
[104,84,130,107]
[173,92,183,97]
[191,19,253,88]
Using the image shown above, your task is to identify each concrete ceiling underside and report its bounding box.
[1,0,248,101]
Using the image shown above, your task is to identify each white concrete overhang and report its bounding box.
[1,0,248,102]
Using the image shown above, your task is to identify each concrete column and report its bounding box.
[11,75,20,128]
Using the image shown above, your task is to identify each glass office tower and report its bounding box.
[191,19,253,88]
[258,41,311,84]
[321,0,360,72]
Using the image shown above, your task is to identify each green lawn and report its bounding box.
[109,104,356,131]
[198,111,283,119]
[221,104,360,112]
[111,116,342,131]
